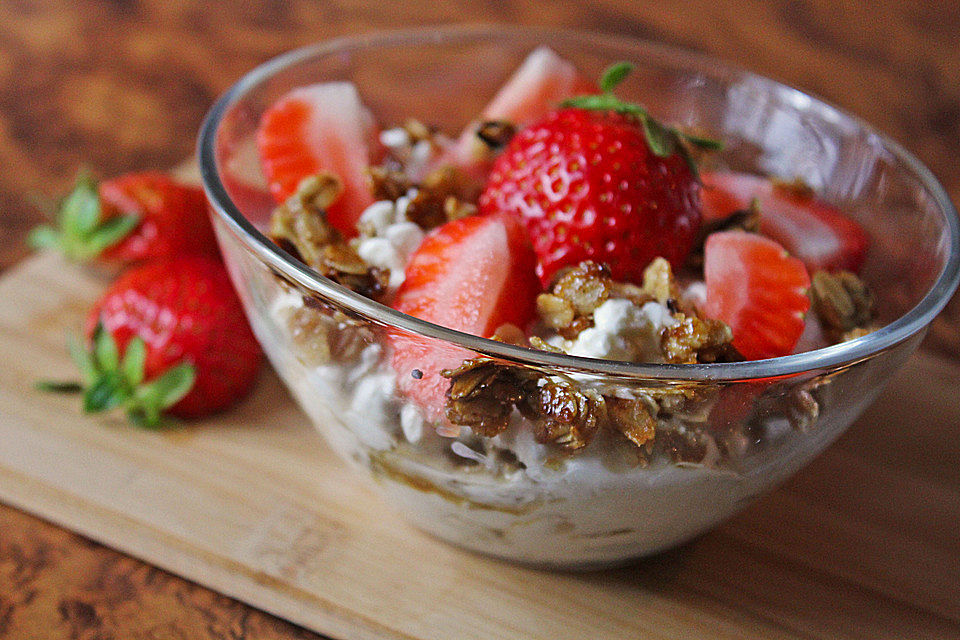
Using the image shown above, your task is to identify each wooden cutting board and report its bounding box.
[1,251,959,639]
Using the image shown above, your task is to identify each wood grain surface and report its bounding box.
[0,1,958,638]
[1,252,959,640]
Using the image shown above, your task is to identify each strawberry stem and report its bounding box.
[27,172,140,263]
[562,61,723,177]
[39,322,196,429]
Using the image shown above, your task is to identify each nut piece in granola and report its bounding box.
[810,270,875,342]
[282,298,371,366]
[269,174,387,299]
[640,257,679,305]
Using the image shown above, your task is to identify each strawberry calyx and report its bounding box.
[28,173,140,262]
[562,62,722,176]
[38,322,196,428]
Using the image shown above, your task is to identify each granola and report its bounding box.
[810,270,876,343]
[270,174,387,299]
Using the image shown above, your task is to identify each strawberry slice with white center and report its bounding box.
[704,231,811,360]
[390,213,540,420]
[443,47,594,169]
[256,82,379,236]
[701,171,869,273]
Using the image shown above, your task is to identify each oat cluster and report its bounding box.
[269,174,387,299]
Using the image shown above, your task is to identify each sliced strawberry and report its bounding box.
[443,47,594,169]
[481,46,595,126]
[701,171,868,272]
[256,82,379,236]
[390,213,540,418]
[704,231,811,360]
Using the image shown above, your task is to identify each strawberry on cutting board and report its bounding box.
[29,172,218,266]
[57,256,263,426]
[701,171,868,273]
[480,63,718,285]
[256,82,379,236]
[390,213,540,417]
[704,231,811,360]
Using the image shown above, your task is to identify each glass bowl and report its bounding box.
[199,26,960,569]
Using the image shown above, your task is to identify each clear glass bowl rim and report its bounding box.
[198,24,960,382]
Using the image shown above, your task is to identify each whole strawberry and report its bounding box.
[61,256,262,425]
[479,63,719,285]
[29,172,219,266]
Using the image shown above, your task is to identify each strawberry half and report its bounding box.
[701,171,868,273]
[704,231,811,360]
[256,82,379,236]
[390,213,540,418]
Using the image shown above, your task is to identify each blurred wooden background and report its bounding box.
[0,1,957,638]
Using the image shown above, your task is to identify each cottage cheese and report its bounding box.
[353,195,425,292]
[565,298,678,361]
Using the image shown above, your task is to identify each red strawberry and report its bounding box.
[701,171,868,272]
[704,231,811,360]
[480,107,702,285]
[75,256,262,424]
[29,172,217,266]
[390,213,540,417]
[479,59,720,285]
[256,82,379,236]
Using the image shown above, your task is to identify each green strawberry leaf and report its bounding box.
[49,328,198,429]
[121,336,147,387]
[640,115,677,158]
[83,213,140,258]
[139,363,196,410]
[127,406,162,429]
[35,380,84,393]
[67,333,98,384]
[599,61,634,93]
[59,174,102,237]
[680,131,725,150]
[27,225,61,251]
[562,60,724,172]
[83,372,126,413]
[29,171,139,263]
[562,93,646,117]
[92,322,120,371]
